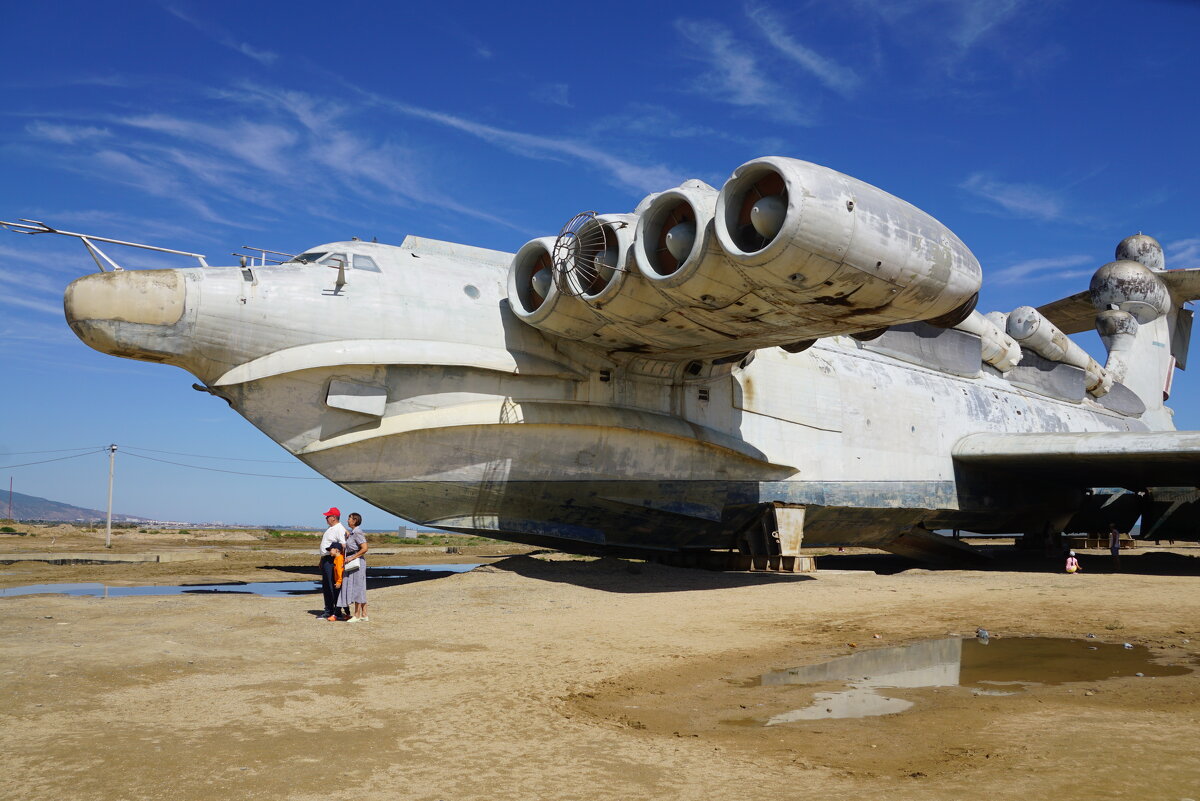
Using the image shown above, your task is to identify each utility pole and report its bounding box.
[105,444,117,549]
[7,476,12,521]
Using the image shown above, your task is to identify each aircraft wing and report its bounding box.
[953,431,1200,489]
[1038,267,1200,335]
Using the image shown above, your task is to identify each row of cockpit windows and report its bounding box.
[290,251,381,272]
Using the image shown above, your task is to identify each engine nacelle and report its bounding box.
[713,157,981,330]
[508,158,988,362]
[507,236,604,340]
[633,180,748,308]
[565,213,673,337]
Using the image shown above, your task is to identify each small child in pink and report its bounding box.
[1065,551,1081,574]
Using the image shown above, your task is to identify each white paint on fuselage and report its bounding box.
[66,235,1164,541]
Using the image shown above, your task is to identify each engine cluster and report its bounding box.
[507,157,984,360]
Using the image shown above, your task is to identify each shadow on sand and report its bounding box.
[816,545,1200,576]
[473,555,814,594]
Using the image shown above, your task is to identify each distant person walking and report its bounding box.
[339,512,370,623]
[1108,523,1122,570]
[319,507,348,620]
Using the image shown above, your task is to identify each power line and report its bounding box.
[121,450,325,480]
[0,450,104,470]
[122,445,298,464]
[2,446,105,455]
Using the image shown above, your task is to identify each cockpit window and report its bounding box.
[353,254,380,272]
[290,250,382,270]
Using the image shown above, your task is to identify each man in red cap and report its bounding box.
[318,507,348,620]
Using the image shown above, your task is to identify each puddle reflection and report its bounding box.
[761,636,1190,723]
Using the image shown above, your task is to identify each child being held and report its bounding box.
[330,542,345,588]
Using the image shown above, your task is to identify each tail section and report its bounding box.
[1037,234,1197,430]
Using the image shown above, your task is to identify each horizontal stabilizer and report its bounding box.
[1163,267,1200,304]
[1038,268,1200,335]
[1035,291,1093,335]
[954,431,1200,488]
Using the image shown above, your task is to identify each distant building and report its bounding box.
[396,526,420,538]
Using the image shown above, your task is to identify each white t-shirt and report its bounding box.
[319,522,348,555]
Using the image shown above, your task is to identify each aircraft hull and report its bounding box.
[216,337,1143,554]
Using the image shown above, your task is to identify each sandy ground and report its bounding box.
[1,538,1199,801]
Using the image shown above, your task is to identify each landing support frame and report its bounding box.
[654,503,814,572]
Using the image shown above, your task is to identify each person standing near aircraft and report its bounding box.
[339,512,370,623]
[319,507,348,620]
[1108,523,1122,571]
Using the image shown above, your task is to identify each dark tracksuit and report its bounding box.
[320,554,338,615]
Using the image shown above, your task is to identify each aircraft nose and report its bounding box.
[64,269,190,362]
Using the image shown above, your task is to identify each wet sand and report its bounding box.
[2,542,1199,800]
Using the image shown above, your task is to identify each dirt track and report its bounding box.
[2,545,1199,801]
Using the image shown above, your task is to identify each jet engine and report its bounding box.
[507,236,604,340]
[713,157,981,328]
[506,158,985,361]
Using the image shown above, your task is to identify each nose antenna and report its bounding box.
[0,218,210,271]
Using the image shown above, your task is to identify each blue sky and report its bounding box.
[1,0,1197,526]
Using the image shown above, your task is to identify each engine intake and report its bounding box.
[714,157,981,324]
[507,236,604,340]
[507,157,987,362]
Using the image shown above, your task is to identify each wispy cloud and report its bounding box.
[531,83,572,108]
[1167,237,1200,266]
[840,0,1043,84]
[949,0,1024,53]
[744,3,861,97]
[216,83,525,228]
[120,114,298,175]
[961,172,1063,221]
[349,86,684,194]
[26,121,111,145]
[849,0,1025,56]
[0,241,102,278]
[164,4,278,65]
[0,261,65,314]
[990,254,1093,285]
[587,103,786,155]
[90,149,237,225]
[18,81,530,233]
[674,19,807,124]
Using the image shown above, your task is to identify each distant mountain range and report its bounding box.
[3,490,152,523]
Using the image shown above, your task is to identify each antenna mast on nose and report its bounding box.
[0,218,210,272]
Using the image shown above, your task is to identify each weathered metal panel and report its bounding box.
[1006,350,1086,402]
[325,379,387,417]
[1172,308,1193,370]
[734,350,843,432]
[862,322,982,378]
[1094,381,1146,416]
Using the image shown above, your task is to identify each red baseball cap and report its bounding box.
[322,507,341,518]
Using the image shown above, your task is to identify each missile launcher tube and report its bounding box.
[1007,305,1112,396]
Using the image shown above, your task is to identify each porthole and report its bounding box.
[463,284,480,299]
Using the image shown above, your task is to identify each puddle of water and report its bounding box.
[760,636,1190,724]
[768,690,913,723]
[0,564,480,599]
